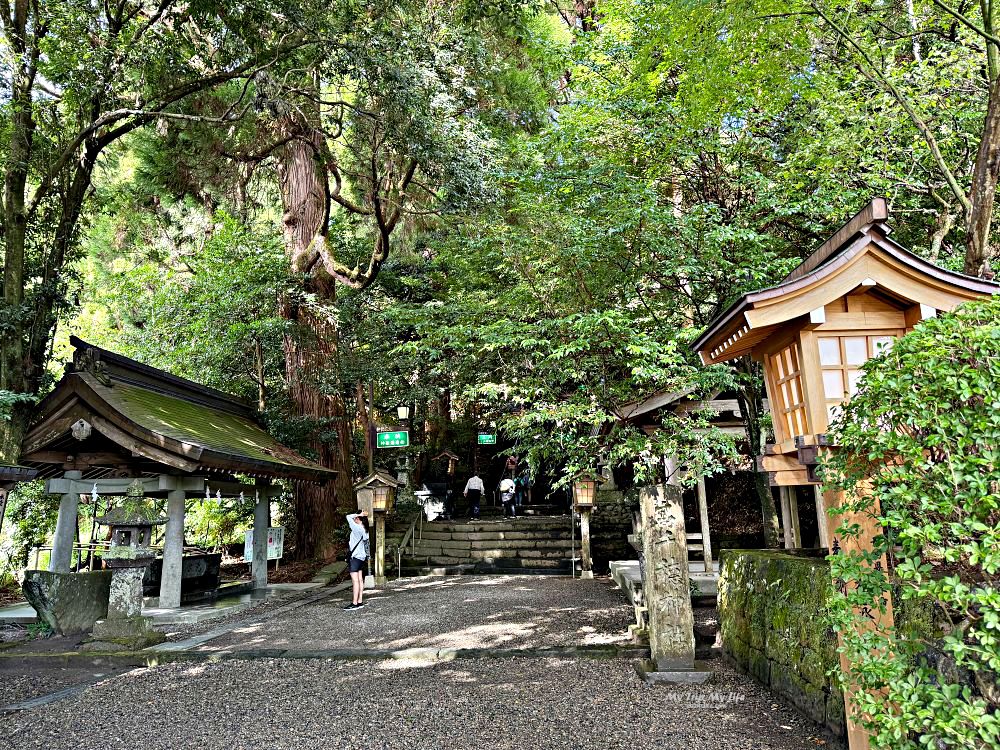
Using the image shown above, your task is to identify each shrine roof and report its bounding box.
[692,198,1000,365]
[20,337,335,483]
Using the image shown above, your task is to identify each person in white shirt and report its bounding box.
[463,473,485,520]
[499,477,517,518]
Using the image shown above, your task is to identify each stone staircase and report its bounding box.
[396,516,576,576]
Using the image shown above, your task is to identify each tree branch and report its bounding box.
[932,0,1000,44]
[812,2,972,215]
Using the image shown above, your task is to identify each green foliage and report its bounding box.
[823,296,1000,749]
[185,496,257,551]
[26,621,54,640]
[73,208,290,409]
[0,482,58,572]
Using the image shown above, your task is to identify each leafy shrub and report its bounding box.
[822,296,1000,749]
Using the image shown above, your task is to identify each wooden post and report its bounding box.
[160,488,186,608]
[252,490,268,591]
[374,511,387,585]
[579,508,593,579]
[0,488,9,548]
[50,471,82,573]
[820,487,894,750]
[695,477,713,572]
[779,487,795,549]
[813,485,829,550]
[788,488,802,547]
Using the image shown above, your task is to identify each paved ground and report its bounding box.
[201,575,635,653]
[0,575,844,749]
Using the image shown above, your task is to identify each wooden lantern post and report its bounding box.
[573,472,599,579]
[355,471,402,585]
[693,198,999,749]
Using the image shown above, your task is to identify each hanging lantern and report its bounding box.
[572,472,600,510]
[355,471,402,513]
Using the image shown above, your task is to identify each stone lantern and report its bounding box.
[89,480,166,649]
[355,471,402,585]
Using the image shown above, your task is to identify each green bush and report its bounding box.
[822,296,1000,749]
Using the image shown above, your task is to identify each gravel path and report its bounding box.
[199,575,634,653]
[0,656,842,750]
[0,660,132,707]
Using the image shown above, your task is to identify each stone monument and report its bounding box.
[636,483,711,683]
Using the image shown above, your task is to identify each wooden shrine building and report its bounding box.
[692,198,998,750]
[18,336,336,608]
[693,197,998,522]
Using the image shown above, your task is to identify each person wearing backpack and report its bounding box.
[345,510,370,610]
[500,476,517,518]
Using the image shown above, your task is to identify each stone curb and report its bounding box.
[0,643,650,667]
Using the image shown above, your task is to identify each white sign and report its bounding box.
[243,527,284,561]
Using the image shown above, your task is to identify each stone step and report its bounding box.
[412,547,570,561]
[398,558,572,576]
[417,529,573,542]
[428,521,572,534]
[397,565,568,577]
[410,539,572,552]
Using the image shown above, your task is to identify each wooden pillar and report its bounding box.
[252,490,269,591]
[0,487,8,541]
[49,471,82,573]
[695,477,713,572]
[788,489,802,547]
[779,487,794,549]
[374,511,387,585]
[579,508,593,579]
[813,485,829,550]
[820,487,894,750]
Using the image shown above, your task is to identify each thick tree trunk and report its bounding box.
[277,115,355,560]
[965,79,1000,277]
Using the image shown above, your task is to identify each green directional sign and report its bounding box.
[477,433,497,445]
[377,430,410,448]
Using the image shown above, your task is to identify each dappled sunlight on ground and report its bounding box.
[201,575,634,653]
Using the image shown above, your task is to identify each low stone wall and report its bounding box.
[718,549,844,736]
[590,489,636,574]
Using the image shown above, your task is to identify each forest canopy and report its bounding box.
[2,0,999,554]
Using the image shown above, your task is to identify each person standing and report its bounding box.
[463,472,485,520]
[500,476,517,518]
[345,511,370,610]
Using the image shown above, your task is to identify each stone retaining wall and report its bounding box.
[718,549,845,736]
[591,489,636,574]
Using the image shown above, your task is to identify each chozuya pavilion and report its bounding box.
[18,336,336,608]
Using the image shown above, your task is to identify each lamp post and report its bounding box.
[396,404,410,421]
[573,472,599,579]
[355,471,400,585]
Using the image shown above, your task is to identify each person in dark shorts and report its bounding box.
[463,472,484,520]
[345,511,369,610]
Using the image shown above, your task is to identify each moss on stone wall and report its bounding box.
[719,549,843,736]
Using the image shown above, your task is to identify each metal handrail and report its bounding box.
[28,540,212,571]
[394,517,419,579]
